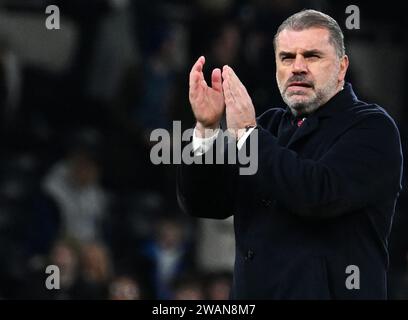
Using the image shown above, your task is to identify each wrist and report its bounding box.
[237,123,257,140]
[195,122,220,138]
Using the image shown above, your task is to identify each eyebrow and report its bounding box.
[278,49,324,59]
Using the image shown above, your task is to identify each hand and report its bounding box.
[222,65,256,139]
[189,56,225,138]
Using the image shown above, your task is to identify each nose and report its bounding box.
[292,54,307,74]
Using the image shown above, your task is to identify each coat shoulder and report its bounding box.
[349,101,400,135]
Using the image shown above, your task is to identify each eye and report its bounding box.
[305,54,320,60]
[281,56,294,62]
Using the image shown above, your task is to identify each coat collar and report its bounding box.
[313,82,359,118]
[284,82,359,147]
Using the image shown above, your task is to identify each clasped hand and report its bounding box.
[189,56,256,140]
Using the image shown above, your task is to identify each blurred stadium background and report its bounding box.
[0,0,407,299]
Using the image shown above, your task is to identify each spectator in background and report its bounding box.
[48,239,81,299]
[109,275,142,300]
[204,271,232,300]
[43,143,109,243]
[133,25,178,141]
[23,238,81,299]
[171,273,205,300]
[86,0,140,105]
[75,242,112,299]
[209,22,241,70]
[140,215,193,299]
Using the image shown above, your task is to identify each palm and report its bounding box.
[191,82,224,126]
[189,56,224,128]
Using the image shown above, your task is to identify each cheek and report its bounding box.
[276,68,287,84]
[309,64,336,83]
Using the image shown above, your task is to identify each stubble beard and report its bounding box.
[278,72,340,117]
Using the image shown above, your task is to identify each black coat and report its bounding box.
[177,83,403,299]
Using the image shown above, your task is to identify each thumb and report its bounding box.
[211,68,223,93]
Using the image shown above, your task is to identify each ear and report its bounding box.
[338,55,349,84]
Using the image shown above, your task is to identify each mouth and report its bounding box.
[287,82,313,90]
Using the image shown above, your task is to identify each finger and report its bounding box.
[222,72,235,107]
[189,58,208,102]
[225,65,241,84]
[192,55,205,73]
[222,65,229,81]
[225,65,250,101]
[225,66,243,92]
[223,66,239,103]
[189,72,201,101]
[224,81,238,135]
[221,65,231,93]
[189,56,205,87]
[211,68,222,93]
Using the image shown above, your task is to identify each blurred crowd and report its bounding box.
[0,0,407,299]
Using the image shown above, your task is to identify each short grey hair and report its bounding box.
[273,9,345,58]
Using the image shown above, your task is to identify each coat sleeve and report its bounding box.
[248,112,403,219]
[177,135,237,220]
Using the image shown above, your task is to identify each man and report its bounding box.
[177,9,403,299]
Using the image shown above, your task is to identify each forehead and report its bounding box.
[276,27,333,53]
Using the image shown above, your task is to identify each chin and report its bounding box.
[287,96,317,113]
[287,97,311,108]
